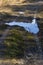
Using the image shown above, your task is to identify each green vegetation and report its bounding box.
[0,24,36,58]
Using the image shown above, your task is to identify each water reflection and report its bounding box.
[5,18,39,34]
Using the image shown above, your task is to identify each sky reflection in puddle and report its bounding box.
[5,18,39,34]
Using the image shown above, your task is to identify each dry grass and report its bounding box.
[0,7,43,18]
[0,58,24,65]
[0,0,43,18]
[0,58,43,65]
[0,0,43,6]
